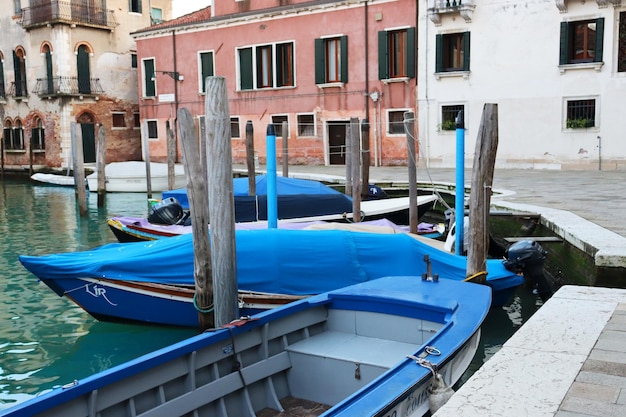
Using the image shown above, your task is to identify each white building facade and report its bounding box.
[418,0,626,170]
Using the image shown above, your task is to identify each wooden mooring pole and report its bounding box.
[350,117,361,222]
[96,125,106,207]
[205,77,238,327]
[71,122,87,216]
[141,121,153,199]
[245,121,256,195]
[467,104,499,284]
[166,120,177,191]
[404,111,418,234]
[178,107,213,330]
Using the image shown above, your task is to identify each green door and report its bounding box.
[81,123,96,163]
[77,45,91,94]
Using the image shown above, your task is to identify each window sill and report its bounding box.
[381,77,410,85]
[32,150,46,154]
[434,71,470,80]
[317,82,344,89]
[4,149,26,153]
[142,96,157,101]
[559,62,604,74]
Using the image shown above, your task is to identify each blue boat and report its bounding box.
[0,275,491,417]
[19,228,524,327]
[157,175,355,223]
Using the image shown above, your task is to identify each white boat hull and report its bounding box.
[86,161,186,193]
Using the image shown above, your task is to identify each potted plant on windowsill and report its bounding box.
[440,119,457,131]
[566,118,594,129]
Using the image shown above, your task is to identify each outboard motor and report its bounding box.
[503,240,554,301]
[147,197,184,225]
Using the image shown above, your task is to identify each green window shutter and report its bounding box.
[559,22,569,65]
[0,59,4,94]
[406,27,416,78]
[378,31,389,80]
[200,52,214,92]
[463,31,471,71]
[594,17,604,63]
[239,48,253,90]
[144,59,155,97]
[340,35,348,83]
[314,38,325,84]
[435,34,443,73]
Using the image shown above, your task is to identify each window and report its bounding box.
[560,19,604,65]
[143,58,156,97]
[378,28,415,80]
[13,48,27,97]
[3,121,13,150]
[133,113,140,129]
[4,120,24,150]
[147,120,158,139]
[619,13,626,72]
[271,115,289,138]
[13,0,20,15]
[31,117,44,151]
[231,117,240,139]
[315,36,348,84]
[199,51,214,93]
[387,110,410,135]
[436,32,470,73]
[441,105,464,131]
[131,53,137,69]
[112,112,126,128]
[0,57,5,99]
[238,42,295,90]
[130,0,142,14]
[151,7,162,24]
[297,114,315,137]
[566,99,596,129]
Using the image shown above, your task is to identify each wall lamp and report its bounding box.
[152,70,184,81]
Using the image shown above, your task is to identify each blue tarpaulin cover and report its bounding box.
[19,229,523,295]
[160,176,354,221]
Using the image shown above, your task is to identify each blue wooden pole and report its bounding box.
[266,124,277,228]
[455,111,465,255]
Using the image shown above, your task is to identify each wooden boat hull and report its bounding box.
[107,195,440,243]
[1,276,491,417]
[41,277,305,327]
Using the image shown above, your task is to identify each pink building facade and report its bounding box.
[133,0,418,166]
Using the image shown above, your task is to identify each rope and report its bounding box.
[193,293,214,313]
[464,271,488,282]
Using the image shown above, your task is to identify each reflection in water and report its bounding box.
[0,178,542,411]
[0,179,196,411]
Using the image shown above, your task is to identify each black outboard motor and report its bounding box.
[147,197,184,225]
[503,240,554,301]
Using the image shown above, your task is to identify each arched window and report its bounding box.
[3,120,13,150]
[77,44,91,94]
[43,44,54,95]
[0,52,5,99]
[14,120,25,150]
[32,117,45,151]
[13,48,27,97]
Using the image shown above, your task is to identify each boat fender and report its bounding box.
[428,373,455,413]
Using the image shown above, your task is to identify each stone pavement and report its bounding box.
[433,285,626,417]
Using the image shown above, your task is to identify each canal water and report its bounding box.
[0,177,542,411]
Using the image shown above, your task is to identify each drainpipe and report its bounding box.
[364,1,369,118]
[172,30,179,162]
[597,135,602,171]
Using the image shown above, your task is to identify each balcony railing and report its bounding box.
[32,76,104,98]
[428,0,475,25]
[8,81,28,99]
[19,1,118,31]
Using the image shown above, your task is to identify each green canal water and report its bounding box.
[0,177,541,412]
